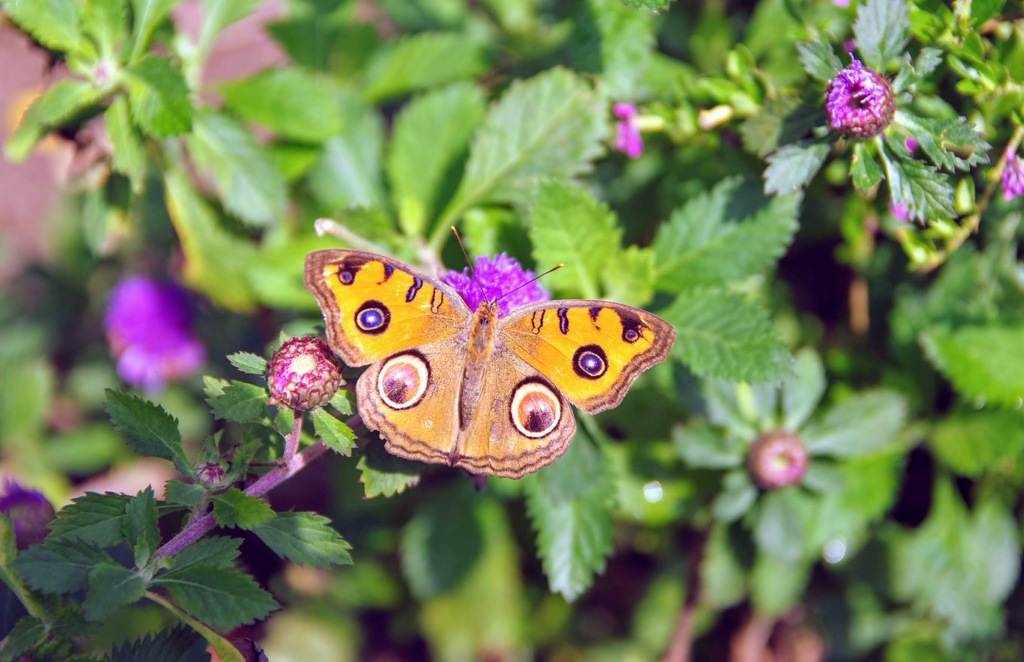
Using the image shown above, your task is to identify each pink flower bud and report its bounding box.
[747,431,809,489]
[267,337,344,411]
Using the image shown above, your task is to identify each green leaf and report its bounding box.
[311,408,356,456]
[802,390,907,457]
[171,536,242,570]
[164,480,205,508]
[105,97,146,191]
[795,41,842,83]
[621,0,672,9]
[851,141,884,194]
[750,552,810,617]
[126,55,193,137]
[387,83,486,236]
[653,178,800,291]
[48,492,130,547]
[753,489,807,562]
[253,512,352,568]
[124,487,159,568]
[204,378,268,423]
[660,290,790,383]
[400,482,483,599]
[194,0,262,45]
[529,179,622,299]
[0,616,46,660]
[920,324,1024,407]
[442,68,607,225]
[895,113,990,173]
[211,489,275,530]
[712,470,758,522]
[739,92,822,158]
[361,32,488,103]
[0,358,53,442]
[83,563,145,621]
[105,390,190,474]
[5,80,102,162]
[356,440,423,498]
[879,148,955,222]
[525,436,614,601]
[570,0,655,98]
[931,409,1024,477]
[187,111,287,227]
[764,140,830,194]
[15,540,113,594]
[700,522,750,609]
[4,0,87,54]
[853,0,910,69]
[109,627,210,662]
[780,349,826,431]
[153,564,278,631]
[673,422,744,469]
[128,0,179,61]
[308,92,387,211]
[227,352,267,375]
[82,0,128,58]
[219,67,340,142]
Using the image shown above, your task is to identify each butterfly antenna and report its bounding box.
[451,226,473,277]
[496,264,564,304]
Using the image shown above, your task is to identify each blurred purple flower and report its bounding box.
[613,103,643,159]
[444,253,550,317]
[105,276,206,393]
[833,0,850,7]
[889,200,910,222]
[1001,147,1024,201]
[825,59,895,139]
[905,137,920,152]
[747,431,809,490]
[0,480,54,549]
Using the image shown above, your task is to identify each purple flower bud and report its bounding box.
[825,59,895,139]
[196,462,228,490]
[1001,148,1024,201]
[443,253,550,317]
[747,431,809,489]
[105,276,206,393]
[267,336,344,411]
[0,480,55,549]
[613,103,643,159]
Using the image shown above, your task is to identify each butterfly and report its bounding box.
[304,250,676,478]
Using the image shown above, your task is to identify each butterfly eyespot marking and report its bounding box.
[510,379,561,438]
[573,344,608,380]
[378,352,430,410]
[355,300,390,335]
[620,312,644,344]
[338,269,356,285]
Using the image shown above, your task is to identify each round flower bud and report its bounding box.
[825,59,895,139]
[266,336,344,411]
[196,461,228,490]
[747,430,809,490]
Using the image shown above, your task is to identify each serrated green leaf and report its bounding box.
[1,616,46,659]
[82,0,128,58]
[227,352,267,376]
[14,540,113,594]
[128,0,179,61]
[195,0,262,45]
[308,92,387,211]
[529,179,621,299]
[524,436,614,601]
[105,97,146,191]
[124,487,159,568]
[931,409,1024,477]
[442,68,607,226]
[253,512,352,568]
[219,67,340,142]
[621,0,673,8]
[204,379,268,423]
[164,480,205,508]
[83,563,145,621]
[659,290,790,383]
[780,349,826,431]
[311,408,356,456]
[895,113,990,173]
[357,440,423,498]
[400,482,482,599]
[603,245,655,307]
[48,492,129,546]
[105,391,189,474]
[108,626,210,662]
[361,32,488,103]
[171,536,242,570]
[570,0,655,98]
[5,80,103,162]
[187,111,286,226]
[739,93,821,158]
[4,0,87,54]
[211,489,274,530]
[920,324,1024,407]
[387,83,486,236]
[795,41,842,83]
[153,563,278,630]
[654,178,800,291]
[126,55,193,137]
[328,390,353,416]
[853,0,910,69]
[764,140,830,194]
[879,148,955,222]
[851,141,884,193]
[802,390,907,457]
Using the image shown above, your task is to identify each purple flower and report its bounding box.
[833,0,850,7]
[905,137,920,152]
[266,336,344,411]
[889,200,910,222]
[1002,147,1024,201]
[747,431,809,489]
[0,480,55,549]
[825,59,895,139]
[105,276,206,393]
[443,253,550,317]
[613,103,643,159]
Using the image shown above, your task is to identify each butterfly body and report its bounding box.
[305,249,676,478]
